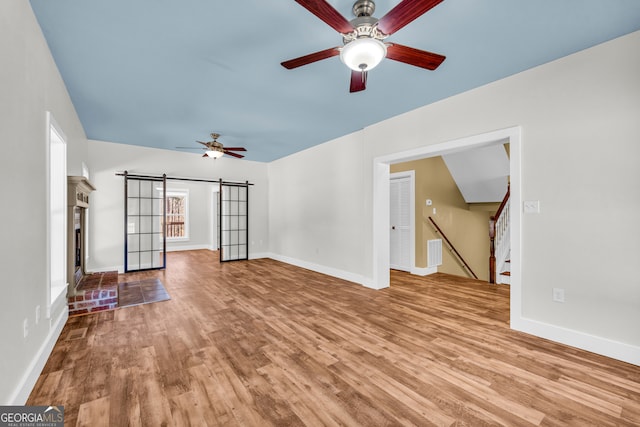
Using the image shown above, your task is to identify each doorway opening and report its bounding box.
[390,145,510,281]
[372,126,521,324]
[118,172,252,265]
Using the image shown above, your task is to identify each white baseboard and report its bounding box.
[87,265,124,274]
[166,244,210,252]
[249,252,270,260]
[9,303,68,405]
[411,266,438,276]
[267,253,381,289]
[511,317,640,366]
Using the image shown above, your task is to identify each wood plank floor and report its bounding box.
[28,250,640,426]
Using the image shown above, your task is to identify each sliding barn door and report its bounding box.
[124,173,166,272]
[219,181,249,262]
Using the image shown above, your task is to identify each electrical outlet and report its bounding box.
[35,305,41,325]
[23,318,29,338]
[552,288,565,303]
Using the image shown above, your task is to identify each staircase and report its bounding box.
[499,258,511,284]
[490,187,511,285]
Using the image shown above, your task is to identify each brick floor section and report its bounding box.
[68,271,119,316]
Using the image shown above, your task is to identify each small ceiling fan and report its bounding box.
[176,133,246,159]
[281,0,446,92]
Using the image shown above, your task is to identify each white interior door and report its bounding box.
[390,175,411,271]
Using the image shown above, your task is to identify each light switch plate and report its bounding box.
[523,200,540,213]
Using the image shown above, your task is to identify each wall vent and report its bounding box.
[427,239,443,267]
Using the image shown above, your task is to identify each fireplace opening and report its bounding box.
[74,208,83,287]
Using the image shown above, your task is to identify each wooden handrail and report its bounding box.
[494,186,510,222]
[428,216,478,280]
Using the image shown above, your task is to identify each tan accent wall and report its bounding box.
[391,157,494,281]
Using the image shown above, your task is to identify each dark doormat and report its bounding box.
[118,278,170,308]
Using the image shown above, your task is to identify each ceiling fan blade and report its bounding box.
[377,0,443,35]
[223,147,247,151]
[294,0,353,34]
[175,147,203,150]
[349,70,366,93]
[281,47,340,69]
[386,43,446,70]
[196,141,210,147]
[224,150,244,159]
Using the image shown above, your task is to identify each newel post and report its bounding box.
[489,216,496,284]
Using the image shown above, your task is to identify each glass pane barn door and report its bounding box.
[219,182,248,262]
[125,174,166,272]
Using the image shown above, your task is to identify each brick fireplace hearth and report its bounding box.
[67,176,101,314]
[68,271,118,316]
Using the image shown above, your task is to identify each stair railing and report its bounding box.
[489,186,510,283]
[428,216,478,280]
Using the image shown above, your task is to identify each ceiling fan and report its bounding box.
[281,0,446,92]
[176,133,246,159]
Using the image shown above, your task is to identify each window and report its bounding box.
[164,189,189,240]
[47,112,67,311]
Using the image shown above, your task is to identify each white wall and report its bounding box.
[268,132,369,285]
[268,31,640,363]
[0,2,89,404]
[87,140,269,272]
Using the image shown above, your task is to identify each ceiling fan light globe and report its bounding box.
[206,150,224,159]
[340,37,387,72]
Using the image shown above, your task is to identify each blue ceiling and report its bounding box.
[29,0,640,162]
